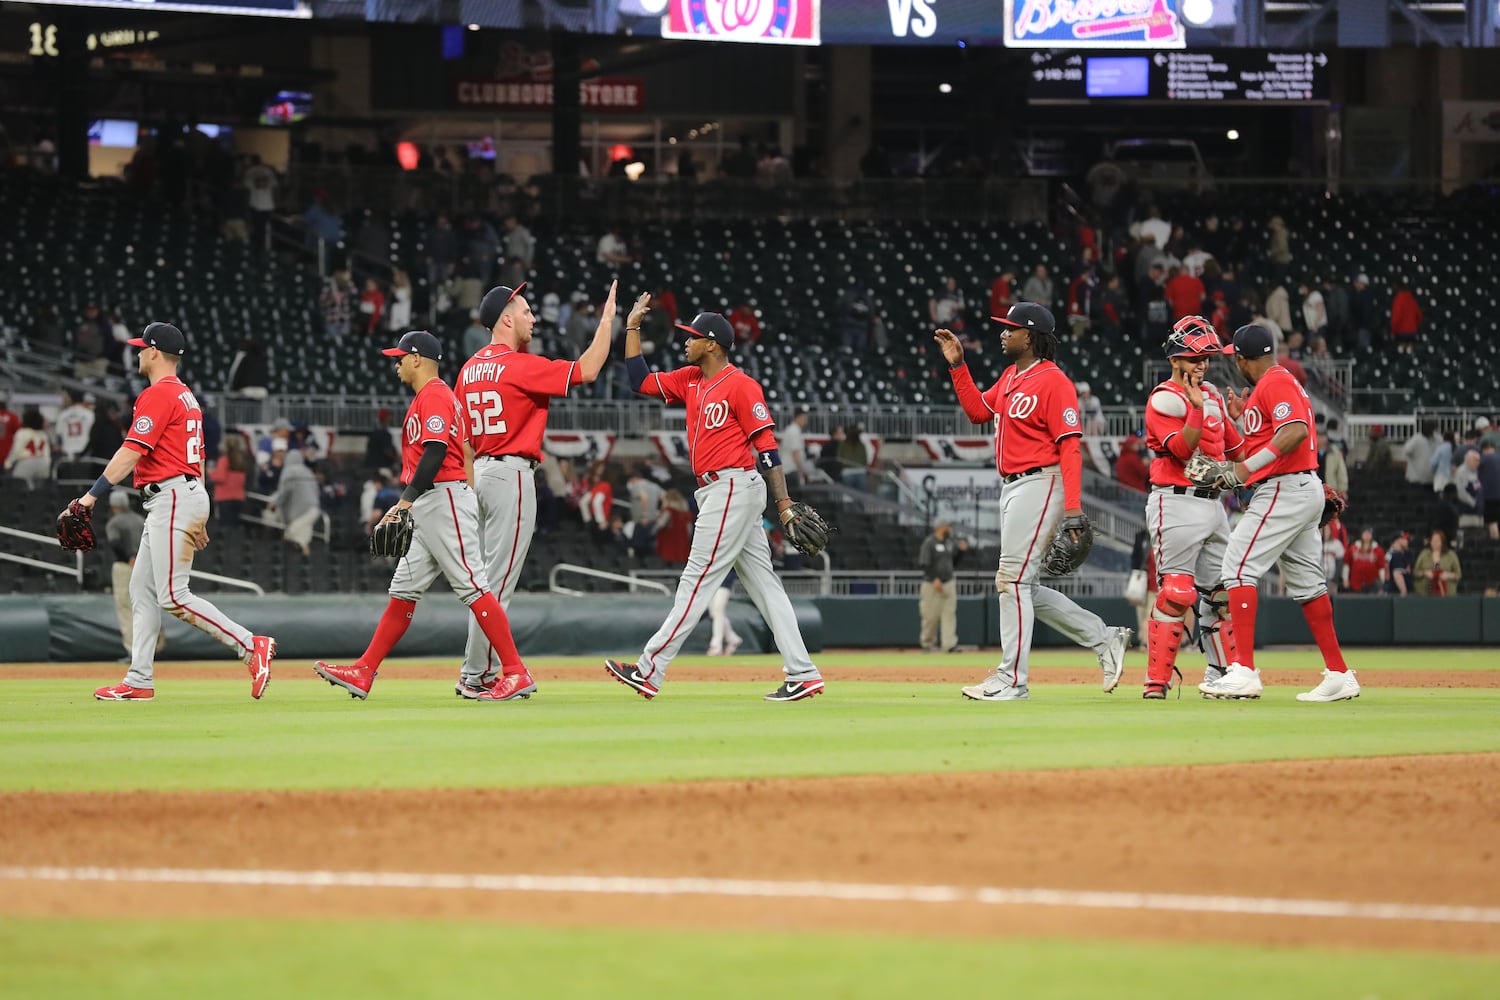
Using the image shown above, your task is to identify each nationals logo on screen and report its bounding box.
[664,0,821,45]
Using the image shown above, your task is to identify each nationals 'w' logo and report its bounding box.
[1007,393,1039,419]
[702,400,731,430]
[1242,408,1264,433]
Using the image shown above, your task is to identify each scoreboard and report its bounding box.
[1028,49,1331,103]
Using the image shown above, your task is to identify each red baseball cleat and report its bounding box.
[604,659,658,700]
[248,636,276,700]
[95,683,154,701]
[476,669,538,702]
[314,661,376,700]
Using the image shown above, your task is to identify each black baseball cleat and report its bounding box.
[604,659,659,700]
[764,678,825,702]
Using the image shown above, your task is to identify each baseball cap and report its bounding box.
[992,301,1055,335]
[127,322,186,356]
[380,329,443,362]
[676,312,735,350]
[478,283,527,330]
[109,491,130,510]
[1223,324,1276,358]
[1475,416,1492,430]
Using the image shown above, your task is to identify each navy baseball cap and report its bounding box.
[127,322,186,356]
[992,302,1055,336]
[676,312,735,350]
[1223,324,1276,358]
[381,330,444,362]
[478,283,527,330]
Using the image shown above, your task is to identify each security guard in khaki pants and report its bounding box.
[106,491,165,664]
[919,521,966,652]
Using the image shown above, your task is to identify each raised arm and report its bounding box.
[934,329,995,425]
[575,280,618,384]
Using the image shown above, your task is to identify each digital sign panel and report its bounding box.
[1029,49,1331,103]
[26,0,306,17]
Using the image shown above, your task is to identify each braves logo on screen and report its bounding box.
[666,0,820,45]
[1006,0,1185,48]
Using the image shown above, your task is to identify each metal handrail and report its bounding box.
[189,570,265,596]
[548,562,671,597]
[0,525,83,583]
[623,567,1130,598]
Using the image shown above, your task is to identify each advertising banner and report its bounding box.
[1005,0,1187,49]
[662,0,820,45]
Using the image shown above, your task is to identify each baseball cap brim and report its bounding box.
[991,315,1026,327]
[127,337,149,348]
[676,323,707,338]
[380,347,410,357]
[1220,343,1239,354]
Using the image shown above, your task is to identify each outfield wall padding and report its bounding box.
[0,595,822,663]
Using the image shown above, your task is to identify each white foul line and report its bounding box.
[2,865,1499,926]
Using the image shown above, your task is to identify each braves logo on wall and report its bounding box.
[664,0,821,45]
[1005,0,1186,48]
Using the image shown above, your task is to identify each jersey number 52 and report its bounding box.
[465,391,507,436]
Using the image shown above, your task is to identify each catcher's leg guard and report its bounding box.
[1157,573,1197,616]
[1197,586,1238,667]
[1145,575,1193,693]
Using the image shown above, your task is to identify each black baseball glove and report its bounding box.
[1041,512,1093,576]
[1320,484,1347,527]
[370,507,415,559]
[780,501,832,557]
[56,499,97,553]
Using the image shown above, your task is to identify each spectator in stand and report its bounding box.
[1114,432,1150,493]
[1451,449,1482,512]
[624,467,664,553]
[1413,530,1461,595]
[268,450,320,557]
[1021,264,1053,309]
[1266,216,1293,282]
[1349,273,1376,348]
[1066,267,1099,341]
[1163,264,1204,321]
[385,269,412,333]
[498,255,526,291]
[364,408,398,471]
[1137,205,1170,251]
[72,304,110,379]
[501,215,535,269]
[1139,262,1170,344]
[654,489,693,565]
[320,270,357,338]
[1479,416,1500,450]
[1099,274,1126,340]
[358,277,385,336]
[1264,280,1294,337]
[300,190,344,248]
[1180,242,1213,278]
[53,391,95,462]
[460,309,489,359]
[1478,442,1500,540]
[929,276,965,326]
[1299,278,1327,339]
[1248,300,1283,348]
[1133,234,1165,287]
[1454,427,1482,470]
[596,227,633,265]
[0,395,17,466]
[782,408,810,488]
[108,308,131,367]
[227,336,270,397]
[1431,430,1458,491]
[87,401,123,462]
[838,424,870,491]
[990,272,1017,319]
[1402,421,1440,486]
[1365,424,1394,471]
[1320,521,1346,591]
[4,408,50,488]
[1075,381,1106,435]
[580,460,615,544]
[424,214,459,291]
[1390,282,1422,353]
[460,215,500,286]
[1321,275,1350,350]
[1429,484,1462,542]
[1384,533,1413,595]
[727,303,761,346]
[1305,336,1338,398]
[210,434,250,528]
[1277,342,1308,386]
[242,155,278,245]
[1342,527,1386,594]
[1319,430,1348,496]
[563,297,597,360]
[838,286,874,352]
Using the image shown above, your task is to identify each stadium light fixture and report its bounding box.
[1182,0,1214,26]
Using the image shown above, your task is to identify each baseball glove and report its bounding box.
[780,501,832,557]
[1183,451,1243,491]
[1041,512,1093,576]
[370,507,414,559]
[1319,484,1347,527]
[56,500,96,554]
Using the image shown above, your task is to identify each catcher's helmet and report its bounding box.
[1164,315,1220,358]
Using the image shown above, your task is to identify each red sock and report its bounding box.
[469,592,524,674]
[1146,617,1184,687]
[1300,594,1348,672]
[360,598,417,669]
[1226,585,1258,670]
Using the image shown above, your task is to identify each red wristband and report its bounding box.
[1186,407,1204,429]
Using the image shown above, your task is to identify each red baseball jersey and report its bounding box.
[401,377,468,485]
[639,364,774,477]
[956,360,1081,475]
[1344,542,1385,591]
[457,345,581,462]
[123,374,205,487]
[1145,379,1245,487]
[0,409,19,463]
[1238,364,1318,484]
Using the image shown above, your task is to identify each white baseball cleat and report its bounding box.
[1199,662,1263,700]
[1097,626,1131,693]
[1296,668,1361,703]
[961,671,1029,701]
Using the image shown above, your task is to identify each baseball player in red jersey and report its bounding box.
[936,303,1131,701]
[451,280,618,698]
[314,330,533,701]
[68,323,275,701]
[605,294,827,702]
[1140,316,1246,699]
[1196,323,1359,702]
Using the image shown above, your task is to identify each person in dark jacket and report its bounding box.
[918,522,966,652]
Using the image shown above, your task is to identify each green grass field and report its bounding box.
[3,648,1498,999]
